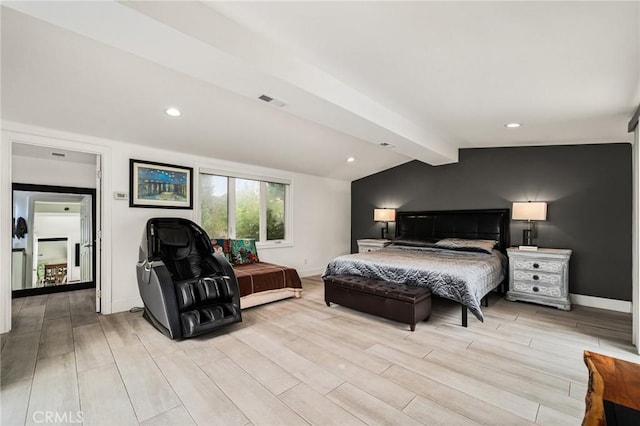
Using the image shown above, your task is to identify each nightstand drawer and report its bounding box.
[512,259,564,273]
[513,270,561,286]
[506,248,572,311]
[357,239,391,253]
[512,281,562,297]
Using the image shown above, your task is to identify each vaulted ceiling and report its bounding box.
[2,1,638,180]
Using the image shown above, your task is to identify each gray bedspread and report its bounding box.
[322,245,507,321]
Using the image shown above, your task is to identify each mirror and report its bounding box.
[12,188,94,292]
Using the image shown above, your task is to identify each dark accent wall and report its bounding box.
[352,144,632,301]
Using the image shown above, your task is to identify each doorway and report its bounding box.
[12,183,96,298]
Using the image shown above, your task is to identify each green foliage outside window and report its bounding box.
[200,174,287,241]
[266,182,285,240]
[235,179,259,239]
[199,174,228,238]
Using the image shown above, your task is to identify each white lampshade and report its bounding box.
[512,202,547,221]
[374,208,396,222]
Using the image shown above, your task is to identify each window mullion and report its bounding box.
[259,181,267,242]
[228,177,236,238]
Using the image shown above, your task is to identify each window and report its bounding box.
[199,172,290,244]
[199,174,228,238]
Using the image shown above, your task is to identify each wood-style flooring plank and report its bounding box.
[382,364,536,425]
[129,317,179,358]
[21,294,47,309]
[403,395,480,426]
[1,279,635,426]
[11,305,45,335]
[140,406,195,426]
[278,382,367,426]
[425,349,584,418]
[201,357,307,425]
[78,363,139,426]
[369,343,539,421]
[175,334,226,367]
[110,342,181,422]
[70,289,99,327]
[536,405,582,426]
[327,382,423,426]
[43,293,70,320]
[426,339,571,392]
[570,382,588,401]
[73,322,114,372]
[0,379,32,426]
[285,337,416,410]
[211,334,300,396]
[467,340,587,384]
[234,326,345,395]
[285,324,393,375]
[38,316,73,359]
[25,352,80,426]
[154,350,248,426]
[99,312,139,349]
[1,331,40,385]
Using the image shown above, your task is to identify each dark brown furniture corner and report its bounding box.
[323,274,432,331]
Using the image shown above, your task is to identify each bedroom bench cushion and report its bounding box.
[323,275,432,331]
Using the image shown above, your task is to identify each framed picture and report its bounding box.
[129,159,193,209]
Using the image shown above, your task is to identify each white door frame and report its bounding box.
[633,124,639,354]
[1,124,113,333]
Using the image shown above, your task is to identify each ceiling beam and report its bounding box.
[4,0,459,165]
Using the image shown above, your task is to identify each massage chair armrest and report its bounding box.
[209,253,241,305]
[136,260,182,339]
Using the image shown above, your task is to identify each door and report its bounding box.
[31,234,39,286]
[94,155,101,312]
[80,195,92,283]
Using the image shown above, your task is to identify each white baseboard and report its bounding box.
[110,297,143,314]
[298,267,325,278]
[570,293,632,313]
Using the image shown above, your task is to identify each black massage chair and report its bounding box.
[136,218,241,339]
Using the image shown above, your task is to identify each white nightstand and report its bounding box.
[357,239,391,253]
[506,248,572,310]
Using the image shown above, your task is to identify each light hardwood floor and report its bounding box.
[1,277,639,426]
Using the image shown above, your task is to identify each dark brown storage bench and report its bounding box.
[323,275,432,331]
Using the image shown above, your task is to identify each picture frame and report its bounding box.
[129,159,193,209]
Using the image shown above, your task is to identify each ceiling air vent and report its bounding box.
[258,94,286,108]
[51,152,66,158]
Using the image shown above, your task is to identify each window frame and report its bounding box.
[196,166,293,249]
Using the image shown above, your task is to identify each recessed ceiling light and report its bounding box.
[346,157,355,163]
[504,123,521,128]
[165,107,181,117]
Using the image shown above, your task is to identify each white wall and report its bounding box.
[1,123,352,322]
[108,139,351,312]
[2,140,14,330]
[12,155,96,188]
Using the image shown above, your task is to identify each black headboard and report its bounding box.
[395,209,510,253]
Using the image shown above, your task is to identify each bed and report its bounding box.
[323,209,510,326]
[210,239,303,309]
[233,261,303,309]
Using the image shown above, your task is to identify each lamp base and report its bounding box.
[522,229,532,246]
[381,222,389,239]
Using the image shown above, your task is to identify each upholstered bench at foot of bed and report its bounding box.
[323,275,432,331]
